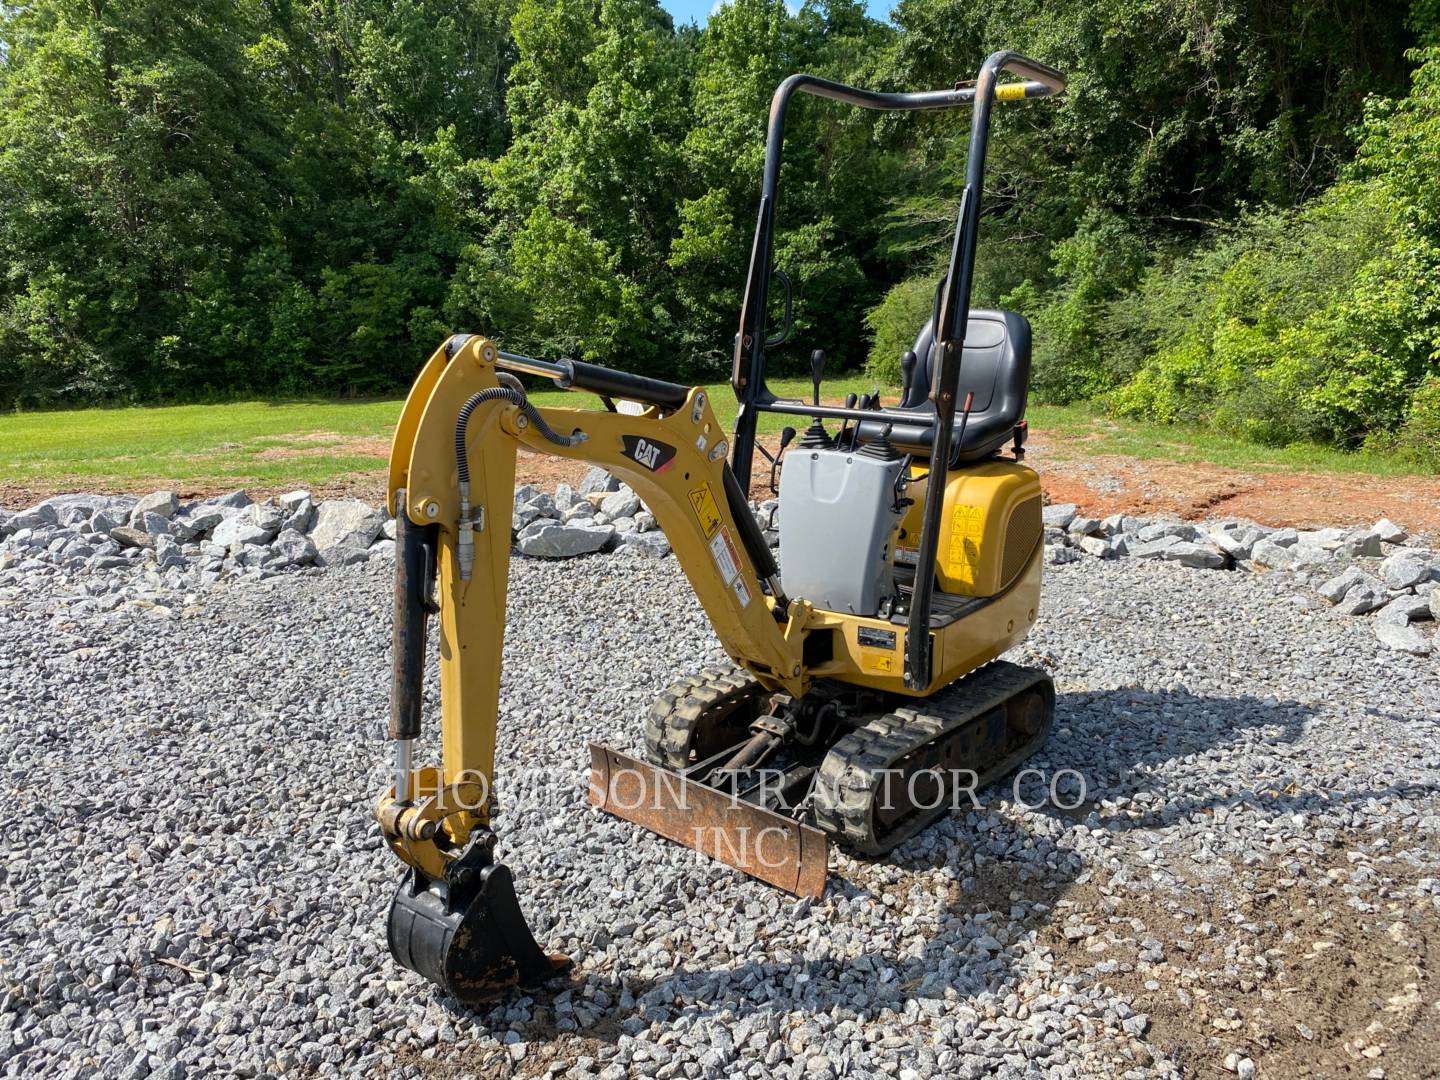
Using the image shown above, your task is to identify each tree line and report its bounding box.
[1,0,1437,461]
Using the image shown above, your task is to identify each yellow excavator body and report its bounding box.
[369,49,1067,1005]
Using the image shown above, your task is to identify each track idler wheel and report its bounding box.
[387,857,570,1006]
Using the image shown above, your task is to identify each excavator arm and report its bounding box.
[373,334,809,1003]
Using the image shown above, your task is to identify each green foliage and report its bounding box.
[863,275,934,386]
[1108,49,1440,450]
[0,0,1436,473]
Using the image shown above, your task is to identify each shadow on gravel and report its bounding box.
[434,686,1436,1051]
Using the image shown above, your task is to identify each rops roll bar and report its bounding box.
[727,50,1066,692]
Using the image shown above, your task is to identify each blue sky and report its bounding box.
[660,0,892,27]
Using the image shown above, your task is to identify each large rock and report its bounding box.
[1159,541,1227,569]
[1137,521,1201,544]
[1297,527,1348,550]
[1370,517,1408,545]
[86,509,122,537]
[621,531,671,558]
[554,483,578,513]
[1209,527,1253,561]
[38,493,115,517]
[1318,566,1368,604]
[1131,536,1181,560]
[563,502,596,523]
[212,516,273,548]
[1335,578,1387,616]
[130,491,179,522]
[176,505,232,537]
[1042,503,1077,530]
[135,510,174,536]
[1338,530,1384,558]
[154,534,187,571]
[278,490,311,512]
[578,468,621,496]
[1431,590,1440,621]
[207,489,251,509]
[1380,551,1432,591]
[1100,513,1143,538]
[110,525,155,550]
[283,498,315,534]
[8,503,58,533]
[1377,593,1431,624]
[1249,539,1297,570]
[600,487,642,520]
[521,493,559,520]
[309,499,384,555]
[1076,536,1114,559]
[1375,619,1431,655]
[516,523,614,558]
[271,528,318,567]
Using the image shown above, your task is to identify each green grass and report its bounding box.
[1028,402,1428,477]
[0,379,1428,495]
[0,377,885,493]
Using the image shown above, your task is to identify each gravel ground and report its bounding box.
[3,552,1439,1079]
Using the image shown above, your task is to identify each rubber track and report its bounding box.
[642,665,765,770]
[811,661,1053,855]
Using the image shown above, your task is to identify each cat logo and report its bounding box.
[621,434,677,473]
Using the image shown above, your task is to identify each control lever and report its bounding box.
[899,350,918,406]
[768,426,797,493]
[797,349,833,449]
[838,392,858,450]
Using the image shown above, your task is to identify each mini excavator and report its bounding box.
[375,51,1066,1003]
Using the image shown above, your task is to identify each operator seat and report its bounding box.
[857,309,1031,467]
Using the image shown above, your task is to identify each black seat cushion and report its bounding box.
[857,309,1031,466]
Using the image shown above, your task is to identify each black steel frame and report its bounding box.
[728,50,1065,690]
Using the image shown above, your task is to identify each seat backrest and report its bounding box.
[857,308,1031,466]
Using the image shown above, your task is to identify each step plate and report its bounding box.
[588,744,828,897]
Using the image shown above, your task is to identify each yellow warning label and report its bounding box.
[944,503,985,590]
[862,652,895,674]
[688,483,722,538]
[995,82,1027,101]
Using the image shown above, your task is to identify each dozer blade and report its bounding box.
[588,744,828,897]
[387,863,571,1007]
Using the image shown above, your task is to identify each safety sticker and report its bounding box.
[689,483,722,538]
[944,503,985,588]
[862,652,895,674]
[732,576,752,608]
[709,526,741,585]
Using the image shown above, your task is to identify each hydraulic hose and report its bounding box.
[454,383,584,486]
[452,380,584,581]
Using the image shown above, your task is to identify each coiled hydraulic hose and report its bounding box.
[454,379,584,485]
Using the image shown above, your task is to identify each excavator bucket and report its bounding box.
[387,862,571,1006]
[587,744,829,897]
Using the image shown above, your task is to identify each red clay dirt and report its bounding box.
[5,429,1439,537]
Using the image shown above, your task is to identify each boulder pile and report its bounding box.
[1041,504,1438,654]
[2,477,1435,653]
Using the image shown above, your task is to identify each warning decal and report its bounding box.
[709,526,741,585]
[732,576,752,608]
[688,483,722,538]
[944,503,985,589]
